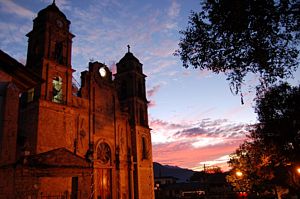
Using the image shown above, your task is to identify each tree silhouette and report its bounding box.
[227,83,300,196]
[176,0,300,94]
[255,83,300,160]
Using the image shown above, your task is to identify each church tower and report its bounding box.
[19,1,77,155]
[115,46,154,199]
[115,47,149,126]
[26,1,74,104]
[0,2,156,198]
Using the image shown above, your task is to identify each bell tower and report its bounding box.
[115,46,154,199]
[115,46,149,126]
[26,1,74,104]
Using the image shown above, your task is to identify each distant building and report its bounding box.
[0,1,154,199]
[155,176,178,186]
[155,179,205,199]
[154,167,235,199]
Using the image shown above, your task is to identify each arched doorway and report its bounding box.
[96,142,112,199]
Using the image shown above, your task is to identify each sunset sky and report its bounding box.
[1,0,299,171]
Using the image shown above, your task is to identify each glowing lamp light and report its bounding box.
[296,167,300,175]
[99,67,106,77]
[239,192,248,197]
[236,171,243,177]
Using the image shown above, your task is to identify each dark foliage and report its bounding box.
[255,83,300,160]
[227,83,300,194]
[176,0,300,94]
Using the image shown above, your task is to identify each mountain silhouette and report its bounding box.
[153,162,195,183]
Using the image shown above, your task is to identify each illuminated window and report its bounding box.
[27,88,34,102]
[52,76,63,103]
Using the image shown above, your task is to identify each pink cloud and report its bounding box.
[150,118,249,170]
[150,118,187,131]
[147,84,163,108]
[147,84,162,97]
[195,155,232,171]
[152,137,245,170]
[109,61,117,74]
[148,100,156,108]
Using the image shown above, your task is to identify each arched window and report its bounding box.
[142,137,148,160]
[96,142,112,199]
[52,76,63,103]
[97,142,111,164]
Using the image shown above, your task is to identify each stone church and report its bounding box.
[0,1,154,199]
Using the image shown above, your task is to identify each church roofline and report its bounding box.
[37,1,69,23]
[0,50,44,91]
[25,147,92,168]
[118,52,141,64]
[113,70,147,78]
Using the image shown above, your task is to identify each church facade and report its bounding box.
[0,2,154,199]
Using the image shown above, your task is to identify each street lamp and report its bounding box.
[236,171,243,177]
[154,183,160,199]
[235,171,247,198]
[296,167,300,175]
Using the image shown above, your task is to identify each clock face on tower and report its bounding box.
[99,67,106,77]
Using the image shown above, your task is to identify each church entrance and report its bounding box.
[71,176,79,199]
[96,168,112,199]
[95,142,112,199]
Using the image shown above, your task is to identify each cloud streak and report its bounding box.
[0,1,34,19]
[168,0,181,18]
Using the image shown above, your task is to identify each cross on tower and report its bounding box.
[127,45,130,53]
